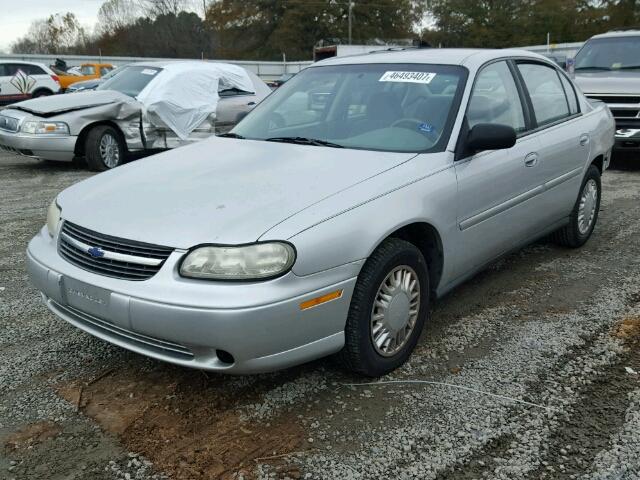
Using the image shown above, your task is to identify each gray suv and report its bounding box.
[573,29,640,151]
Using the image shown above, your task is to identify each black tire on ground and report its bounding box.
[338,237,430,377]
[32,89,52,98]
[552,164,601,248]
[84,125,125,171]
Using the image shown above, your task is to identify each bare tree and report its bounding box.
[97,0,141,35]
[139,0,190,17]
[11,13,87,54]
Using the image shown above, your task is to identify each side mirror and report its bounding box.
[467,123,516,152]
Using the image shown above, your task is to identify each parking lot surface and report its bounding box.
[1,153,640,480]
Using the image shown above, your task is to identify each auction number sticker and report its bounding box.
[379,71,436,84]
[141,69,158,76]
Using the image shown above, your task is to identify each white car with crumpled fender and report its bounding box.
[27,48,614,376]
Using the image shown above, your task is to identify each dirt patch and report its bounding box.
[4,421,61,451]
[612,315,640,344]
[58,367,308,479]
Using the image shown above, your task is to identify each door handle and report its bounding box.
[247,101,256,106]
[579,134,590,146]
[524,152,539,167]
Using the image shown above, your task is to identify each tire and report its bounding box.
[85,125,125,171]
[338,238,429,377]
[552,164,601,248]
[32,89,52,98]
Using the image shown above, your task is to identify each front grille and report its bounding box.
[58,221,173,281]
[587,95,640,104]
[50,300,194,360]
[610,109,640,118]
[0,115,19,132]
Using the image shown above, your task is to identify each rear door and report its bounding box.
[514,62,589,222]
[454,60,546,276]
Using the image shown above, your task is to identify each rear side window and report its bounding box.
[24,65,46,75]
[518,63,570,126]
[468,61,526,132]
[559,73,579,115]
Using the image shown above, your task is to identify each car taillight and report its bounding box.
[51,75,60,84]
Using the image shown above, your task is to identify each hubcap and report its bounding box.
[577,179,598,235]
[99,133,120,168]
[370,265,420,357]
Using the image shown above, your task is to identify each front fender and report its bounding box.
[260,153,458,279]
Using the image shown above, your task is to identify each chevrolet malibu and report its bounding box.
[27,49,614,376]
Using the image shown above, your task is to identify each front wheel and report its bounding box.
[338,238,429,377]
[552,164,601,248]
[85,125,125,171]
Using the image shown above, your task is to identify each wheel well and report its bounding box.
[74,121,126,156]
[31,88,52,96]
[591,155,604,174]
[388,222,444,295]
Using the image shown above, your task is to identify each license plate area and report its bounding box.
[63,277,111,319]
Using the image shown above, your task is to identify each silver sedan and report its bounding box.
[27,48,614,376]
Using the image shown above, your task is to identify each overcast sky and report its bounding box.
[0,0,104,52]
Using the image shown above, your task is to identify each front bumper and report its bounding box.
[27,226,359,373]
[0,129,77,161]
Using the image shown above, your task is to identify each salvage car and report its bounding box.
[27,49,614,376]
[65,65,125,93]
[52,62,114,91]
[0,61,271,170]
[572,29,640,151]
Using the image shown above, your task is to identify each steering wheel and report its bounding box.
[390,118,439,143]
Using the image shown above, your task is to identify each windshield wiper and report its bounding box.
[617,65,640,70]
[574,66,611,71]
[218,132,245,139]
[265,136,344,148]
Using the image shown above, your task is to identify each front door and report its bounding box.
[454,60,546,277]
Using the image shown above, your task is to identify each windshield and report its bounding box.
[97,66,162,97]
[232,63,466,153]
[575,36,640,71]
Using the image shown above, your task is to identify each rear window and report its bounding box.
[97,66,163,97]
[81,65,96,75]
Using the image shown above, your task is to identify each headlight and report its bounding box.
[180,242,296,280]
[46,199,61,237]
[22,121,70,135]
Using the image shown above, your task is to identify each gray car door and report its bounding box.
[515,62,589,223]
[454,60,546,277]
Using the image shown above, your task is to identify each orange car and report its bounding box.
[55,63,114,91]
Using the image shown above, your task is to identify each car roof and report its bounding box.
[126,60,241,69]
[589,29,640,39]
[312,48,550,69]
[0,60,48,67]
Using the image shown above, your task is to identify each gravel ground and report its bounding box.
[1,152,639,480]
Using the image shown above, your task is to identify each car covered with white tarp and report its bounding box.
[0,61,271,170]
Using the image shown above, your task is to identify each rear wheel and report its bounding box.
[552,164,601,248]
[338,238,429,377]
[85,125,125,171]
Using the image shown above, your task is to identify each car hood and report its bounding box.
[58,137,415,248]
[574,71,640,95]
[9,90,132,117]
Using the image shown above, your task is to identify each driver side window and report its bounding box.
[468,61,525,133]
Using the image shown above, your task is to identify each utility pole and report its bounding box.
[203,0,207,20]
[348,2,354,45]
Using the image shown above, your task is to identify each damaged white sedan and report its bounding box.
[0,61,271,170]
